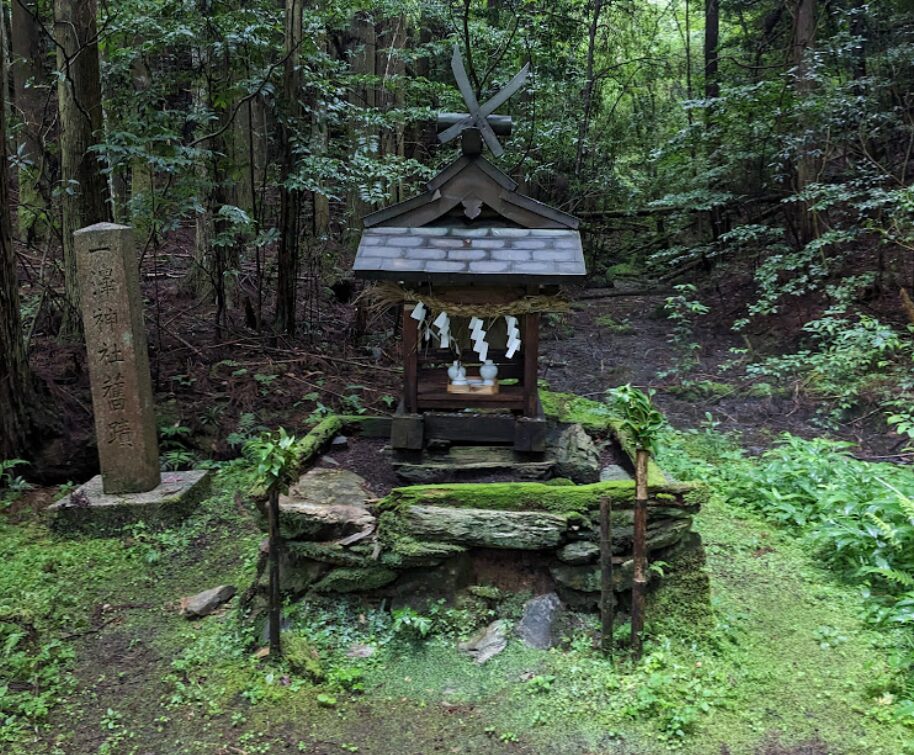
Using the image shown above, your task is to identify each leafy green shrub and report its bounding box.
[661,284,709,375]
[658,427,914,726]
[391,607,433,641]
[0,459,32,507]
[746,313,912,427]
[662,431,914,626]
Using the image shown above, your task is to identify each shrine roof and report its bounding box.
[353,226,585,285]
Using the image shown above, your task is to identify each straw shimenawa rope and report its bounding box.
[359,281,571,317]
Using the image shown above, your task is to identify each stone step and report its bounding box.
[393,445,554,483]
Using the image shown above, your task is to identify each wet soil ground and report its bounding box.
[543,284,905,458]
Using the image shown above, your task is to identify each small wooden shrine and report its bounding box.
[353,48,586,454]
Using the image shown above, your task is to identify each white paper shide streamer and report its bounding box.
[504,314,522,359]
[432,310,451,349]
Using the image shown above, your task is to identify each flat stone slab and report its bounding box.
[285,467,375,507]
[401,505,566,550]
[278,468,376,540]
[48,470,211,533]
[393,446,554,483]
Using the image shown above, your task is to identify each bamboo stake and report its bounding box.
[267,487,282,656]
[599,496,614,658]
[631,448,649,659]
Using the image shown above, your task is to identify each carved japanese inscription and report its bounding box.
[75,223,160,494]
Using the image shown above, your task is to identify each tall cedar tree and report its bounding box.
[11,0,51,243]
[0,31,35,458]
[275,0,304,335]
[54,0,112,337]
[791,0,818,245]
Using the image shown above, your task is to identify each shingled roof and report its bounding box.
[353,226,585,285]
[352,151,586,285]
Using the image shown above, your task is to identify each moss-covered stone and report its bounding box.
[397,505,567,550]
[381,479,699,520]
[557,541,599,564]
[282,633,325,681]
[312,566,398,593]
[540,390,616,432]
[378,535,466,568]
[277,499,375,540]
[286,541,366,567]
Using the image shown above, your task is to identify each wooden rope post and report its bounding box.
[599,496,614,658]
[631,448,649,659]
[268,486,282,656]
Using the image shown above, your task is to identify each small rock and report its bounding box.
[181,585,236,618]
[331,435,349,448]
[458,620,510,664]
[516,593,563,649]
[557,541,599,565]
[600,464,632,482]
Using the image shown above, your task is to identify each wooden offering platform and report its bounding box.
[446,382,500,395]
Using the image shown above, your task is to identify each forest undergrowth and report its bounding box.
[2,406,914,753]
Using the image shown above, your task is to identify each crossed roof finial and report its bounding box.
[437,45,529,158]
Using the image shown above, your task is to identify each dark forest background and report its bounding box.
[1,0,913,472]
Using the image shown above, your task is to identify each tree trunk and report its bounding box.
[849,1,866,92]
[347,11,376,232]
[0,33,34,458]
[275,0,304,335]
[10,0,52,243]
[704,0,720,110]
[574,0,604,177]
[54,0,112,338]
[704,0,722,239]
[377,15,407,204]
[187,43,213,301]
[791,0,818,246]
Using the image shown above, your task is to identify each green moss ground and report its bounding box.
[1,448,912,752]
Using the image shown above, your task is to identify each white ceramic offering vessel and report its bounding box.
[448,361,468,385]
[479,359,498,385]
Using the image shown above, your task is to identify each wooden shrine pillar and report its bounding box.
[403,303,419,413]
[522,312,539,417]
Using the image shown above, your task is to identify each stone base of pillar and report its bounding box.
[47,470,212,535]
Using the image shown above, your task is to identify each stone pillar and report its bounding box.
[75,223,160,493]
